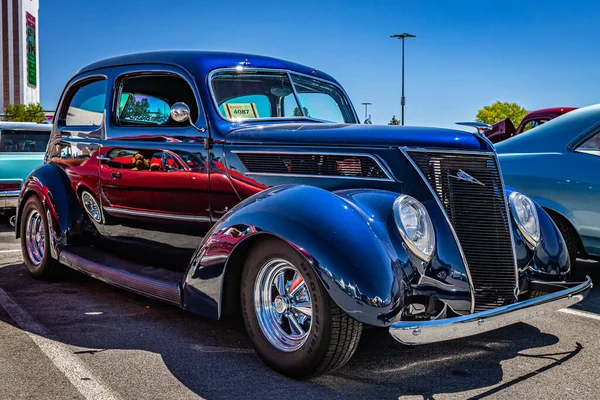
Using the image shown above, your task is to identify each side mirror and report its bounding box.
[364,115,372,125]
[170,102,191,123]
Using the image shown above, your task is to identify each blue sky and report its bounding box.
[39,0,600,128]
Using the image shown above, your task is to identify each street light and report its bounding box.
[360,102,372,123]
[391,33,416,126]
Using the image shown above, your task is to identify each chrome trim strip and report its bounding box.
[403,147,495,155]
[103,206,211,223]
[207,67,360,124]
[287,71,306,117]
[389,276,592,345]
[494,153,521,297]
[400,147,476,313]
[0,190,20,197]
[231,150,395,182]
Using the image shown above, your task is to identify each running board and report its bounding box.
[59,247,183,307]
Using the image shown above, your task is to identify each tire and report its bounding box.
[20,196,72,280]
[550,213,580,266]
[241,238,362,379]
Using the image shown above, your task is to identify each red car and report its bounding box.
[487,107,577,143]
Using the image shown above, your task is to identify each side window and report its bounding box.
[522,119,548,132]
[64,79,107,127]
[116,75,198,127]
[577,132,600,156]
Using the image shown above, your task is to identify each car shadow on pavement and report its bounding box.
[0,262,587,400]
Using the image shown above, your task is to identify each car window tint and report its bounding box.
[211,71,301,120]
[116,75,198,127]
[0,130,50,152]
[290,74,352,123]
[578,132,600,155]
[65,80,107,127]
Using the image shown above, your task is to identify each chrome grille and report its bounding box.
[406,150,517,312]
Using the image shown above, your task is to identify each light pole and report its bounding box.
[391,33,416,125]
[360,102,372,122]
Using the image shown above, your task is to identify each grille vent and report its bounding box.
[235,152,389,179]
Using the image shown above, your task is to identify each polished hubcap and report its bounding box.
[82,191,101,222]
[254,258,312,352]
[25,210,45,265]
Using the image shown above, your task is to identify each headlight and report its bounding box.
[393,195,435,262]
[509,192,540,247]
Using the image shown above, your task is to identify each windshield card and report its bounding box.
[224,103,259,119]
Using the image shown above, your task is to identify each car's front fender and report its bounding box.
[505,186,570,282]
[182,185,416,327]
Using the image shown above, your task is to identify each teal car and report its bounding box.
[0,122,51,226]
[497,105,600,262]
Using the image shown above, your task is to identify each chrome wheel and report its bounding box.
[81,191,101,222]
[254,258,312,352]
[25,209,45,265]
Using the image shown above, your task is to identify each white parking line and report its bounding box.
[0,286,122,400]
[559,308,600,321]
[0,249,20,253]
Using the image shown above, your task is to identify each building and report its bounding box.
[0,0,40,112]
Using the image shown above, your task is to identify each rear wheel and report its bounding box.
[241,238,362,379]
[20,196,71,280]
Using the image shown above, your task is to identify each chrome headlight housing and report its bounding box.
[393,195,436,262]
[509,192,540,248]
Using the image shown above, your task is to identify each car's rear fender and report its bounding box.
[16,164,83,259]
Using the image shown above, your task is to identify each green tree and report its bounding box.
[388,115,400,125]
[3,103,46,122]
[475,101,528,126]
[293,106,309,117]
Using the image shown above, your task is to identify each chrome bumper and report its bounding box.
[0,190,20,209]
[389,276,593,345]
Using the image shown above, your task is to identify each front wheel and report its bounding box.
[241,238,362,379]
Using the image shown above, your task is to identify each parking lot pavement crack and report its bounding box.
[0,285,123,400]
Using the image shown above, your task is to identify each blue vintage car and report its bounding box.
[15,51,591,379]
[497,104,600,263]
[0,122,51,226]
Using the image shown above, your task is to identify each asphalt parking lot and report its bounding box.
[1,222,600,399]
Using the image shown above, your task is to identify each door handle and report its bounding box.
[111,171,122,179]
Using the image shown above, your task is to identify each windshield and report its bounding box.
[210,70,356,123]
[0,130,50,153]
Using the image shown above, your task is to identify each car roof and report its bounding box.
[77,50,341,85]
[496,104,600,153]
[524,107,577,117]
[0,121,52,131]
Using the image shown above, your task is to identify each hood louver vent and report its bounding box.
[234,152,391,180]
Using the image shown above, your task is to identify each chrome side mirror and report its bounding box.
[170,102,191,123]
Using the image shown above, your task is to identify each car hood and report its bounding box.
[226,123,493,151]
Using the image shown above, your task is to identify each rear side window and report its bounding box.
[64,79,107,127]
[577,132,600,156]
[116,75,198,127]
[0,130,50,153]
